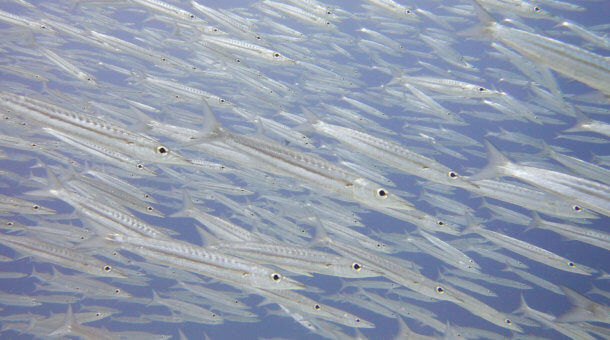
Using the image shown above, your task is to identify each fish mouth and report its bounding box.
[275,278,307,290]
[453,177,480,190]
[384,196,415,211]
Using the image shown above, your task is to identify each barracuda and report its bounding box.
[466,218,595,275]
[0,233,126,278]
[105,233,304,290]
[0,92,189,165]
[305,108,476,189]
[471,141,610,217]
[475,1,610,95]
[211,241,379,278]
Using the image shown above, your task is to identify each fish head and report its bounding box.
[269,51,297,64]
[351,178,414,210]
[251,271,306,290]
[111,286,132,298]
[521,4,554,19]
[96,262,128,279]
[428,168,479,190]
[337,260,382,279]
[152,144,191,165]
[445,170,480,190]
[566,261,597,276]
[555,202,599,219]
[78,310,117,322]
[425,215,462,235]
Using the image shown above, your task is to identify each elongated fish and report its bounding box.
[0,233,126,278]
[304,108,476,190]
[105,233,304,290]
[470,141,610,217]
[473,1,610,95]
[178,102,414,212]
[0,92,189,165]
[465,217,595,275]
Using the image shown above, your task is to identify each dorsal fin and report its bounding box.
[24,166,65,198]
[169,190,196,218]
[466,140,512,181]
[306,213,332,249]
[181,99,222,147]
[49,304,76,337]
[200,99,221,136]
[564,108,593,133]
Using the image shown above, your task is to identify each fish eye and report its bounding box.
[156,146,168,155]
[448,171,458,179]
[325,21,331,25]
[567,262,575,267]
[437,220,445,226]
[376,188,388,199]
[114,289,121,294]
[313,304,321,310]
[6,221,14,226]
[189,14,194,19]
[405,9,412,14]
[271,273,282,282]
[273,52,281,58]
[147,206,154,211]
[534,7,541,12]
[478,87,486,92]
[326,10,332,15]
[136,163,144,169]
[160,57,166,62]
[256,35,261,40]
[504,319,512,325]
[355,318,361,323]
[103,265,112,272]
[572,205,582,212]
[96,312,101,317]
[352,262,362,271]
[436,286,445,294]
[32,204,40,210]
